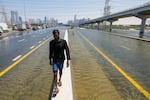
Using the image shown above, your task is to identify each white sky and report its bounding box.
[0,0,150,24]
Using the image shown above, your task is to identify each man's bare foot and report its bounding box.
[58,81,62,87]
[55,88,59,94]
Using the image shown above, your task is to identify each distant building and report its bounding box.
[74,15,77,24]
[78,18,90,24]
[50,17,58,25]
[68,17,90,26]
[18,16,23,24]
[68,20,73,25]
[11,11,19,25]
[36,18,42,24]
[44,16,48,24]
[29,18,35,24]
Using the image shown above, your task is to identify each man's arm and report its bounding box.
[49,41,53,65]
[64,40,71,67]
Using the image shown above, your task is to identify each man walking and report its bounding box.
[49,29,71,94]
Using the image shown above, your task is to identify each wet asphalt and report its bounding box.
[0,27,66,100]
[0,28,53,71]
[0,27,149,99]
[74,28,150,98]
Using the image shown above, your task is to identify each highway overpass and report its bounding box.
[79,2,150,38]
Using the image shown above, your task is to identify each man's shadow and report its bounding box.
[48,78,55,100]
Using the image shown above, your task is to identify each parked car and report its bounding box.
[0,26,3,36]
[0,23,8,31]
[17,24,27,31]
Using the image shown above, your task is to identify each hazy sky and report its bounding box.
[0,0,150,24]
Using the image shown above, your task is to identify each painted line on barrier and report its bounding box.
[79,32,150,99]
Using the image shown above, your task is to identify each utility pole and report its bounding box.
[0,5,9,24]
[103,0,111,25]
[104,0,111,16]
[23,0,27,23]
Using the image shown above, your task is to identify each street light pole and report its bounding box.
[23,0,27,23]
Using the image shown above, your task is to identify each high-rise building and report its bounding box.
[11,11,19,25]
[37,18,42,24]
[74,14,77,23]
[44,16,48,24]
[18,16,22,24]
[29,18,35,24]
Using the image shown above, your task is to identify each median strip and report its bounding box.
[51,30,73,100]
[79,32,150,99]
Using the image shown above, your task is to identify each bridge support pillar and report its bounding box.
[97,22,100,30]
[109,21,112,32]
[85,24,88,29]
[91,24,94,29]
[139,18,146,38]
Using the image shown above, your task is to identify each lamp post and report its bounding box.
[23,0,27,23]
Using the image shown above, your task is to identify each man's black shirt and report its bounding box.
[49,39,70,62]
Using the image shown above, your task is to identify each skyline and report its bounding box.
[0,0,150,24]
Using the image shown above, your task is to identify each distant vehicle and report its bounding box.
[32,27,37,31]
[17,24,26,31]
[12,25,18,30]
[0,23,8,32]
[26,23,32,29]
[0,26,3,36]
[32,26,42,31]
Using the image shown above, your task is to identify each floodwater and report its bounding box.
[69,28,148,100]
[0,28,149,100]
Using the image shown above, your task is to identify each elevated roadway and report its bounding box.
[79,2,150,38]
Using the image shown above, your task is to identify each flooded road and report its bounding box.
[0,27,149,100]
[69,30,122,100]
[0,29,52,70]
[0,36,53,100]
[71,28,149,99]
[0,28,66,100]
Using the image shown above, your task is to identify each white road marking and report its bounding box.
[18,39,25,42]
[120,45,131,51]
[30,45,35,49]
[12,55,22,61]
[32,35,36,37]
[16,35,21,38]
